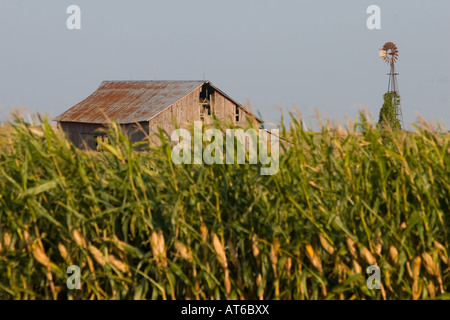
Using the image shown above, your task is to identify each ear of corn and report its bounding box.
[421,252,436,276]
[73,230,86,248]
[58,243,68,261]
[31,243,50,267]
[305,244,323,274]
[174,241,193,263]
[362,247,377,266]
[318,233,335,255]
[389,246,399,265]
[150,230,167,270]
[88,245,107,267]
[345,235,358,260]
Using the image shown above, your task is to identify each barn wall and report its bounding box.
[239,108,260,127]
[59,122,106,149]
[213,91,259,127]
[213,92,231,123]
[123,122,149,150]
[148,87,201,144]
[59,121,149,150]
[148,84,260,145]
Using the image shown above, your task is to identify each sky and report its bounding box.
[0,0,449,129]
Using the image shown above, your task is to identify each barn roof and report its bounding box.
[54,80,263,124]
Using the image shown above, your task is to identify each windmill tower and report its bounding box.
[379,42,404,129]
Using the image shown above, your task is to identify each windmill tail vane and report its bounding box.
[378,49,387,58]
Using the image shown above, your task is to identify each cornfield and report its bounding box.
[0,112,449,300]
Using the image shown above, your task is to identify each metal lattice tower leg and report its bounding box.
[387,62,404,129]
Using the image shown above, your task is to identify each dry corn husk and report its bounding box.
[412,281,422,300]
[345,235,358,259]
[406,261,413,278]
[385,270,391,288]
[427,281,436,299]
[285,257,292,276]
[421,252,436,276]
[150,230,167,269]
[58,243,69,261]
[212,233,228,269]
[108,255,128,273]
[174,241,193,263]
[421,252,445,293]
[437,275,444,294]
[412,256,421,280]
[318,233,335,255]
[31,243,50,267]
[433,241,446,252]
[337,261,349,276]
[375,243,382,257]
[380,283,387,300]
[256,273,263,300]
[305,244,323,273]
[361,247,377,265]
[23,230,30,245]
[73,230,86,247]
[89,245,107,267]
[270,238,280,276]
[224,269,231,294]
[200,222,208,243]
[375,231,383,257]
[3,232,11,247]
[434,241,448,264]
[389,246,399,265]
[352,259,362,274]
[212,233,230,295]
[252,234,260,258]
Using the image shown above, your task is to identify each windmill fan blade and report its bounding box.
[380,42,399,64]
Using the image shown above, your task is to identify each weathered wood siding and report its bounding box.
[148,84,260,144]
[149,87,199,137]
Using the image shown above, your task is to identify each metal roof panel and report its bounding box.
[54,81,206,124]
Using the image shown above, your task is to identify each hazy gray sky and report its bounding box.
[0,1,449,128]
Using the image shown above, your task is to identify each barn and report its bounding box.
[54,80,263,150]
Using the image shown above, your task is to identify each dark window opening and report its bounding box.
[235,106,240,122]
[200,85,209,100]
[200,105,211,121]
[199,84,215,120]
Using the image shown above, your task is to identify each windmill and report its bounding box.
[379,42,404,128]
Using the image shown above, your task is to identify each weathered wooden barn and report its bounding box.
[54,80,263,150]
